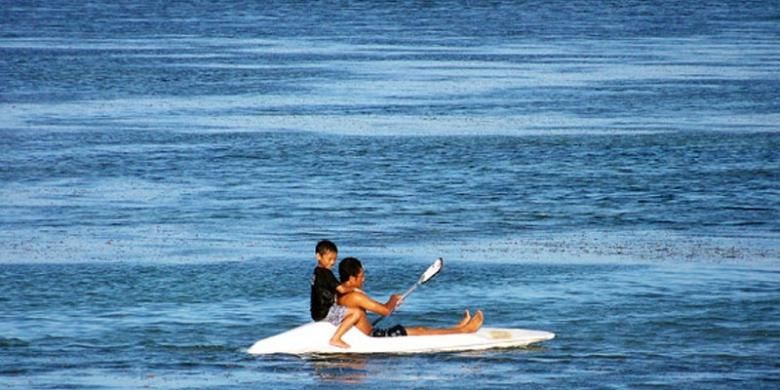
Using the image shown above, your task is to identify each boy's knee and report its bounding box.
[346,307,363,319]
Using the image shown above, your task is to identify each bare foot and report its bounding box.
[329,338,350,349]
[456,310,471,328]
[462,310,484,333]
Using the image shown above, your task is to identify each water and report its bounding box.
[1,0,779,388]
[1,261,778,388]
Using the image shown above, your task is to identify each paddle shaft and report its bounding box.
[370,258,443,327]
[371,278,422,327]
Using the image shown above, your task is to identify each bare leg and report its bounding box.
[456,310,471,327]
[460,310,483,333]
[404,310,484,336]
[329,307,361,348]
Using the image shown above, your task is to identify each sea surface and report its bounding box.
[1,1,779,388]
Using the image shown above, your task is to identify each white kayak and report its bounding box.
[248,321,555,355]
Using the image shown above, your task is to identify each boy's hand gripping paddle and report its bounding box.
[372,257,444,327]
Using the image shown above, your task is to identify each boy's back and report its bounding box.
[310,266,339,321]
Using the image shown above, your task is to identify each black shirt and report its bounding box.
[310,267,339,321]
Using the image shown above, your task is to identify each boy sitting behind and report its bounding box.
[310,240,361,348]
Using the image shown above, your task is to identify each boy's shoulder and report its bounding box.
[313,266,336,276]
[311,266,339,289]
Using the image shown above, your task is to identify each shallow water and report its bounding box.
[1,0,779,388]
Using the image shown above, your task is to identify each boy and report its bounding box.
[337,256,483,337]
[310,240,361,348]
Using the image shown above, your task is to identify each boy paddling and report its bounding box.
[337,256,483,337]
[310,240,362,348]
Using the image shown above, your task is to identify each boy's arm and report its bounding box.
[345,292,400,317]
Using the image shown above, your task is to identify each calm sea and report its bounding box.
[1,1,779,388]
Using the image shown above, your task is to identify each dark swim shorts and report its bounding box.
[370,324,407,337]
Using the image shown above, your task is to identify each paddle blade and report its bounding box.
[420,257,443,284]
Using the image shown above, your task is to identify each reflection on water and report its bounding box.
[309,355,369,384]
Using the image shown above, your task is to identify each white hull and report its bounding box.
[248,321,555,355]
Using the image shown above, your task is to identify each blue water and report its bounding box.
[1,1,779,388]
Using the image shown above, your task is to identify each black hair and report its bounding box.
[339,257,363,283]
[315,240,338,255]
